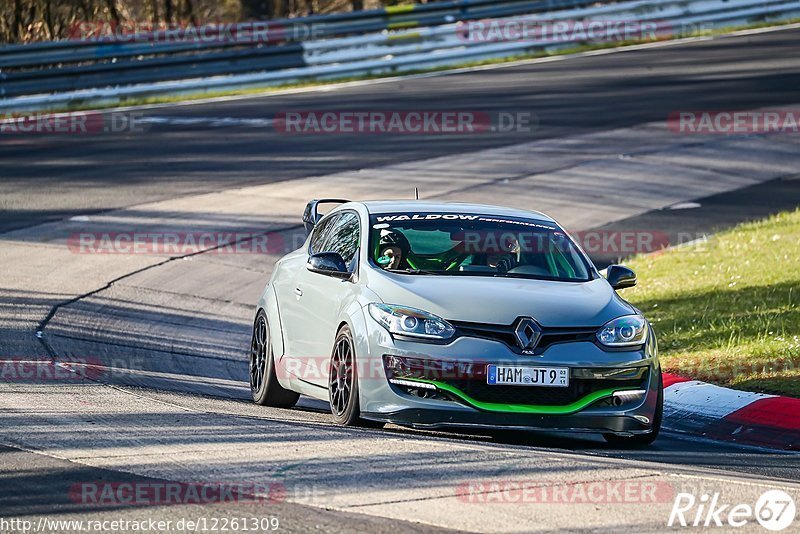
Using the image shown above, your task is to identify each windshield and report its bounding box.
[368,212,592,281]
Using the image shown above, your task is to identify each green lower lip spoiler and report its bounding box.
[397,377,639,415]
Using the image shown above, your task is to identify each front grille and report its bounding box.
[451,320,596,354]
[383,355,649,408]
[446,376,645,406]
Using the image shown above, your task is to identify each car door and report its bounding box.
[289,211,361,387]
[276,213,338,376]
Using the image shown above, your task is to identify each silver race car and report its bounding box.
[250,200,662,445]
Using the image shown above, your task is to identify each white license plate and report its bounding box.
[487,365,569,387]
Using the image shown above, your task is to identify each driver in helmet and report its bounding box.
[488,233,520,273]
[376,229,410,270]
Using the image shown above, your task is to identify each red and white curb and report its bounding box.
[663,373,800,451]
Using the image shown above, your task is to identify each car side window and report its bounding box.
[309,214,339,255]
[321,212,360,271]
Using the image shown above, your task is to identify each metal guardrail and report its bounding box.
[0,0,579,68]
[0,0,593,97]
[1,0,798,110]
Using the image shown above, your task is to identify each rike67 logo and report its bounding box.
[669,490,796,531]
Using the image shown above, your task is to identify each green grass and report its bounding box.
[29,17,800,114]
[623,209,800,397]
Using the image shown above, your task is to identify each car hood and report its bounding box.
[364,271,634,327]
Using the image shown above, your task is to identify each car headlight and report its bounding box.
[596,315,648,347]
[368,303,455,340]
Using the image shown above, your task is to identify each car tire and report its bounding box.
[250,310,300,408]
[603,371,663,447]
[328,325,384,428]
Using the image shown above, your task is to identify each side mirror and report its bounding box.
[308,252,350,278]
[606,265,637,290]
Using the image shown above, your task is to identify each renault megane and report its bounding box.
[249,199,662,446]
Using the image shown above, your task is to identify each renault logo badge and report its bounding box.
[514,317,542,352]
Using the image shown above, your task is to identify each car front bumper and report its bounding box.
[362,408,655,434]
[356,309,661,434]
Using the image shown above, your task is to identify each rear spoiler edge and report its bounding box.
[302,199,351,234]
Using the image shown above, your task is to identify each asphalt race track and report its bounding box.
[1,26,800,532]
[4,26,800,232]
